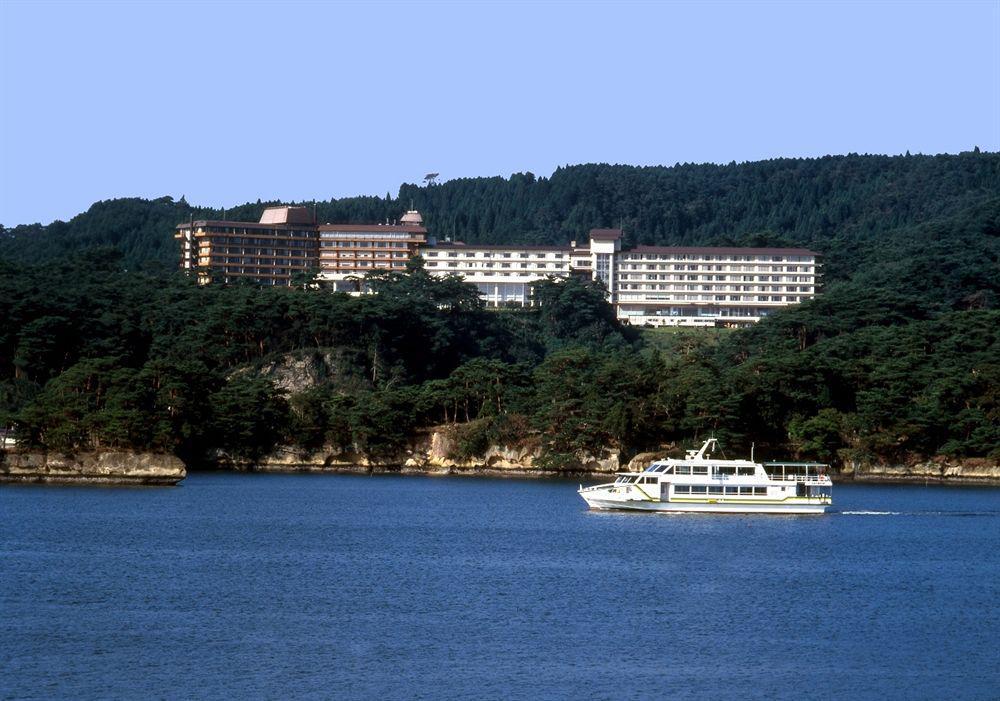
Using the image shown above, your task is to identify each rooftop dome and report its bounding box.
[400,210,423,225]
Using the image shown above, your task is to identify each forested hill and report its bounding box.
[2,152,998,467]
[2,152,998,280]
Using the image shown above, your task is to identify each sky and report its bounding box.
[1,0,998,226]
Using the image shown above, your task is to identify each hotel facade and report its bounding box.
[177,206,820,327]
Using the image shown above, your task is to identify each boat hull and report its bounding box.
[580,493,829,515]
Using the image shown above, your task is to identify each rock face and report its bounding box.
[242,427,624,478]
[0,451,186,486]
[839,459,1000,486]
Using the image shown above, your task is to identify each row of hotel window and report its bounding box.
[420,252,813,263]
[619,284,814,292]
[320,241,413,248]
[208,237,314,247]
[206,248,312,257]
[632,254,813,262]
[617,309,772,319]
[426,261,563,269]
[622,294,806,303]
[320,232,416,240]
[322,252,409,259]
[674,485,768,496]
[205,256,310,266]
[426,251,566,259]
[200,228,315,237]
[621,264,813,273]
[619,274,815,283]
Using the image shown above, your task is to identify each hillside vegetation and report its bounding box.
[1,153,998,467]
[3,152,998,279]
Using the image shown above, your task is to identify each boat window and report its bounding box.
[708,486,723,495]
[738,487,754,496]
[753,487,767,495]
[724,486,738,495]
[715,466,736,476]
[692,466,708,475]
[653,464,669,473]
[690,486,707,494]
[674,485,691,494]
[661,466,673,474]
[737,467,755,476]
[675,466,691,475]
[640,476,658,484]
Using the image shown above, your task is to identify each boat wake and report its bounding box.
[839,510,900,515]
[838,510,998,517]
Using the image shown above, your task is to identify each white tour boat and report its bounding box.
[578,439,832,514]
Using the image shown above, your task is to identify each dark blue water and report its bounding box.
[2,474,999,700]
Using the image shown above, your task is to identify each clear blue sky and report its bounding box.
[1,0,998,226]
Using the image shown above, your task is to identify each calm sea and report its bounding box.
[2,474,998,700]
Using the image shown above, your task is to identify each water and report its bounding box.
[2,475,999,701]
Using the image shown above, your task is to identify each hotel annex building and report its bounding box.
[176,206,820,327]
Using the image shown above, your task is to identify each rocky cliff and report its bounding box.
[838,458,1000,486]
[233,431,1000,486]
[229,426,624,477]
[0,451,186,485]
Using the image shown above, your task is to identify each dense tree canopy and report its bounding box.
[1,153,998,467]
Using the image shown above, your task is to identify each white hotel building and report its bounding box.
[421,228,820,327]
[178,207,820,327]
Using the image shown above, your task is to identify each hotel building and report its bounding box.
[177,209,819,326]
[175,206,319,285]
[318,210,427,292]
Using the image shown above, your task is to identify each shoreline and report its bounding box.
[230,462,1000,487]
[4,448,998,488]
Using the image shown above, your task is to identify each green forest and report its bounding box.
[1,152,999,468]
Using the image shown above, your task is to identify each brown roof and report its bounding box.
[176,220,427,234]
[427,241,573,251]
[627,245,820,257]
[259,206,313,225]
[318,224,427,234]
[589,228,623,240]
[177,220,317,231]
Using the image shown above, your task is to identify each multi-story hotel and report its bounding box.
[420,244,575,306]
[175,206,319,285]
[318,210,427,292]
[177,208,819,326]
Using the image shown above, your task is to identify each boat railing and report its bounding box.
[763,473,830,483]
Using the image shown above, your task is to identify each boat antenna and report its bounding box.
[751,442,755,462]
